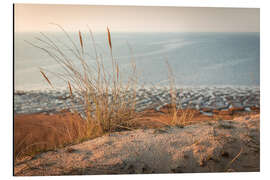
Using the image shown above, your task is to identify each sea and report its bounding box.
[14,32,260,91]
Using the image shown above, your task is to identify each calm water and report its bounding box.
[15,32,260,90]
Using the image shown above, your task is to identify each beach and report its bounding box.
[14,86,260,175]
[12,3,262,177]
[15,86,260,114]
[14,30,261,175]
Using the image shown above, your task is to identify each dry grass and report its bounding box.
[17,25,196,159]
[28,25,139,137]
[14,111,88,161]
[165,60,195,126]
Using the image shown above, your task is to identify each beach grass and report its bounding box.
[15,26,196,160]
[30,25,138,134]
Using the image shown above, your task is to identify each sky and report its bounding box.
[14,4,260,32]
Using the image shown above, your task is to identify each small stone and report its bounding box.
[250,106,260,111]
[65,148,78,153]
[221,151,230,158]
[200,111,213,116]
[219,110,233,115]
[201,108,213,112]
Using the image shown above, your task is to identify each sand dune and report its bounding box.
[14,114,259,175]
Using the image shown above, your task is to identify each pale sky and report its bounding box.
[14,4,260,32]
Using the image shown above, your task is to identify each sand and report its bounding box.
[14,107,258,159]
[14,113,260,175]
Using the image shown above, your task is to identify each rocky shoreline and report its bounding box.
[14,87,260,115]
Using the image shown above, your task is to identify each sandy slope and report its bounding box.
[14,114,259,175]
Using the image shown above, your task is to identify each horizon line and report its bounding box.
[15,30,260,33]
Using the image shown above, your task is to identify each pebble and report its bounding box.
[14,87,260,116]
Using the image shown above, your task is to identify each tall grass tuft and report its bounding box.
[16,26,199,161]
[29,25,138,139]
[27,25,195,141]
[166,60,195,126]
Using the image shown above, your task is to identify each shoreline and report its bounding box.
[14,86,260,115]
[14,85,260,93]
[14,86,260,175]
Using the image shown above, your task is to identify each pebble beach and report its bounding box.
[15,86,260,115]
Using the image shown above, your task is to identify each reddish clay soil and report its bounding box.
[14,106,259,161]
[14,110,87,159]
[134,105,260,129]
[14,113,260,175]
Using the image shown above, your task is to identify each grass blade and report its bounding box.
[40,70,53,88]
[107,26,112,49]
[79,30,84,55]
[68,81,73,97]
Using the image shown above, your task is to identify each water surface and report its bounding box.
[15,32,260,90]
